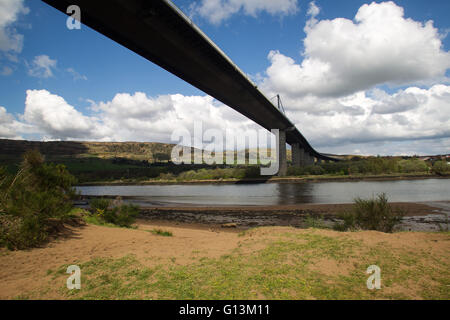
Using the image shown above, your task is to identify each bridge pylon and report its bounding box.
[278,129,287,176]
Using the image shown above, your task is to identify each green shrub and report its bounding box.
[334,193,404,233]
[287,166,305,176]
[88,198,138,228]
[303,214,327,229]
[159,172,175,180]
[306,165,326,175]
[0,215,47,250]
[90,198,111,214]
[432,160,450,176]
[0,150,76,250]
[108,204,139,227]
[150,229,173,237]
[398,159,428,173]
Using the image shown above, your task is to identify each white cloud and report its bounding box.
[27,55,57,78]
[305,1,320,29]
[23,89,98,139]
[370,88,427,114]
[2,1,449,156]
[66,67,87,81]
[281,85,450,153]
[0,106,27,139]
[190,0,299,25]
[0,85,444,155]
[262,1,450,98]
[91,92,257,143]
[0,0,28,75]
[251,1,450,155]
[307,1,319,17]
[0,0,28,54]
[12,90,256,144]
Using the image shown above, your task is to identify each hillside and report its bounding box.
[0,139,295,161]
[0,139,282,183]
[0,139,176,161]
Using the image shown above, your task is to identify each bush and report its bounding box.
[0,215,46,250]
[0,150,76,250]
[432,160,450,176]
[88,198,139,228]
[109,204,139,227]
[303,214,327,229]
[90,198,111,214]
[287,166,305,176]
[398,159,428,173]
[306,165,326,175]
[150,229,173,237]
[159,172,175,180]
[334,193,404,233]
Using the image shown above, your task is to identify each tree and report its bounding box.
[432,160,449,176]
[0,150,77,249]
[153,152,170,162]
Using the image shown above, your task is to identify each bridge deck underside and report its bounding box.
[43,0,337,161]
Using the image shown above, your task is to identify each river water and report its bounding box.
[76,178,450,207]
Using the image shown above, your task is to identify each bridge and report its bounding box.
[42,0,340,175]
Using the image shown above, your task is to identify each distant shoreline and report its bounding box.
[77,173,450,186]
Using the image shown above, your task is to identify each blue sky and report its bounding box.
[1,0,449,155]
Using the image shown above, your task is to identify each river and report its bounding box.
[76,178,450,207]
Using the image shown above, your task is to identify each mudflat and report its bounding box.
[139,201,449,231]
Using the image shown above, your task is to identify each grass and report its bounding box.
[72,206,139,229]
[28,228,450,300]
[303,214,329,229]
[334,193,404,233]
[70,208,119,228]
[83,214,119,228]
[149,229,173,237]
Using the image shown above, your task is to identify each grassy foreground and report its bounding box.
[20,226,450,300]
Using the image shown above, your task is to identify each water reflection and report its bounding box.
[275,183,315,204]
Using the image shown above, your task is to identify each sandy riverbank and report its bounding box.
[0,219,448,299]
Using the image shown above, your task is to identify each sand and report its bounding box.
[0,201,448,299]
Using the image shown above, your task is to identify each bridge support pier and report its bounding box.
[299,148,306,166]
[291,143,301,167]
[278,129,287,176]
[305,153,314,166]
[291,143,312,167]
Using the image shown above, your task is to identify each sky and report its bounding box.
[0,0,449,156]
